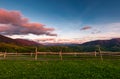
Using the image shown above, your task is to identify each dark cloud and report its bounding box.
[0,9,57,36]
[80,26,92,30]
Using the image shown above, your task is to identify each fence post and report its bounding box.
[35,47,38,60]
[31,52,33,57]
[74,52,77,56]
[94,51,97,57]
[59,50,62,60]
[4,51,6,59]
[98,46,103,61]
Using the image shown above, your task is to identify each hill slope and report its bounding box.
[81,38,120,47]
[0,34,41,46]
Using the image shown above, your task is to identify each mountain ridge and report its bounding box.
[0,34,41,46]
[81,38,120,47]
[0,34,120,47]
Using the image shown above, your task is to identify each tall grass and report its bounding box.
[0,60,119,79]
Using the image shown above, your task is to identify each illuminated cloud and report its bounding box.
[36,38,55,42]
[80,26,92,30]
[0,9,57,36]
[35,38,81,44]
[80,31,120,43]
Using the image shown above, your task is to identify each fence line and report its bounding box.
[0,52,120,55]
[0,52,120,60]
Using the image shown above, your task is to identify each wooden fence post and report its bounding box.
[98,46,103,61]
[4,51,6,59]
[74,52,77,56]
[35,47,38,60]
[59,50,62,60]
[94,51,97,57]
[31,52,33,57]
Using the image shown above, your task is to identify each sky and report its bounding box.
[0,0,120,44]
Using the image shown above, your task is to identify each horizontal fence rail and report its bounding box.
[0,52,120,61]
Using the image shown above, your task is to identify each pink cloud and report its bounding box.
[0,9,57,36]
[80,26,92,30]
[34,38,82,44]
[57,38,81,44]
[36,38,55,42]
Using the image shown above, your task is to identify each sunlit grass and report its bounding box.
[0,59,119,79]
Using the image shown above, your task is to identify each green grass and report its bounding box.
[0,59,120,79]
[2,54,120,60]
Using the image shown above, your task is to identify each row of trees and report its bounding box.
[0,43,120,53]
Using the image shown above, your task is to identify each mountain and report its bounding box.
[0,34,16,44]
[44,43,78,46]
[0,34,41,46]
[44,38,120,47]
[81,38,120,47]
[14,39,41,46]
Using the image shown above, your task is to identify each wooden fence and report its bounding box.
[0,51,120,61]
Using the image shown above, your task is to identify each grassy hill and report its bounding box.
[0,34,41,46]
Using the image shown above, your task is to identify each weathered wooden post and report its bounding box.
[31,52,33,57]
[59,50,62,60]
[35,47,38,60]
[98,46,103,61]
[94,51,97,57]
[74,52,77,56]
[4,51,6,59]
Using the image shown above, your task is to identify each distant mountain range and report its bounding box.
[0,34,41,46]
[0,34,120,47]
[44,38,120,47]
[81,38,120,47]
[0,34,120,52]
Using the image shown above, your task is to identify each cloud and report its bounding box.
[34,38,81,44]
[36,38,55,42]
[80,26,92,30]
[0,9,57,36]
[91,29,101,34]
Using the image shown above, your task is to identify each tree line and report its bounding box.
[0,43,120,53]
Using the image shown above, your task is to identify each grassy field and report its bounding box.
[1,54,120,60]
[0,59,120,79]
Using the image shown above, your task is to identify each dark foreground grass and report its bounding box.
[0,60,119,79]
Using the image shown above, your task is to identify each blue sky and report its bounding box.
[0,0,120,43]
